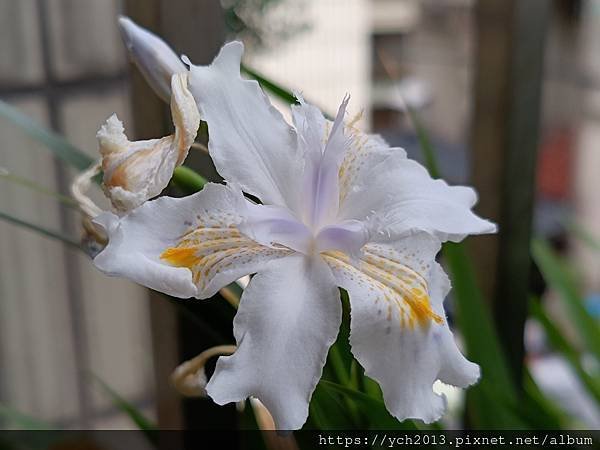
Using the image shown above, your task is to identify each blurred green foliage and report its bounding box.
[221,0,309,50]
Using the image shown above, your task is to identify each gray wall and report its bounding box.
[0,0,155,429]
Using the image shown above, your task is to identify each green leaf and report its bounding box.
[0,403,53,430]
[404,114,512,388]
[320,290,366,427]
[443,245,514,393]
[0,209,81,250]
[171,166,207,195]
[407,107,523,428]
[327,344,351,387]
[0,168,78,209]
[443,243,525,428]
[532,238,600,361]
[309,382,360,429]
[0,405,64,450]
[241,64,334,120]
[241,64,298,105]
[318,380,417,430]
[89,374,157,443]
[521,368,568,429]
[0,100,93,170]
[325,290,353,387]
[530,298,600,405]
[318,380,384,413]
[566,221,600,253]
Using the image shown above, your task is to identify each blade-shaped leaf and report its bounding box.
[0,209,81,250]
[90,374,157,442]
[241,64,298,106]
[317,380,418,430]
[521,368,568,429]
[317,380,383,414]
[530,298,600,405]
[241,64,334,120]
[324,290,353,387]
[443,244,515,396]
[444,241,525,429]
[0,168,78,209]
[407,106,522,428]
[566,221,600,253]
[532,238,600,361]
[0,403,53,430]
[309,382,361,429]
[0,100,93,170]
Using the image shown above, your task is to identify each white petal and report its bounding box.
[298,96,350,228]
[315,219,368,258]
[322,233,479,423]
[93,183,291,298]
[338,128,406,208]
[206,254,342,430]
[98,73,200,212]
[187,42,301,209]
[118,16,186,102]
[338,152,496,242]
[291,95,327,163]
[239,202,313,255]
[429,263,481,389]
[291,98,399,232]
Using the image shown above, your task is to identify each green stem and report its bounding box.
[171,166,207,194]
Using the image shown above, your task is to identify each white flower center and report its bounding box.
[237,95,370,258]
[239,201,367,258]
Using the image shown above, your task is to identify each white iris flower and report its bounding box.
[93,25,496,430]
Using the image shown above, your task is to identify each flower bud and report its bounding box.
[118,16,186,102]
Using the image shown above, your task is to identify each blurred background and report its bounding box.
[0,0,599,432]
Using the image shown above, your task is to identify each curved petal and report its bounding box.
[187,42,301,209]
[338,151,496,242]
[93,183,291,298]
[98,73,200,212]
[429,262,481,389]
[322,232,479,423]
[315,219,368,258]
[206,254,342,430]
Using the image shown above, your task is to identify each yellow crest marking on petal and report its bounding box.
[161,224,292,291]
[161,226,250,284]
[161,246,202,268]
[322,250,442,328]
[405,287,443,327]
